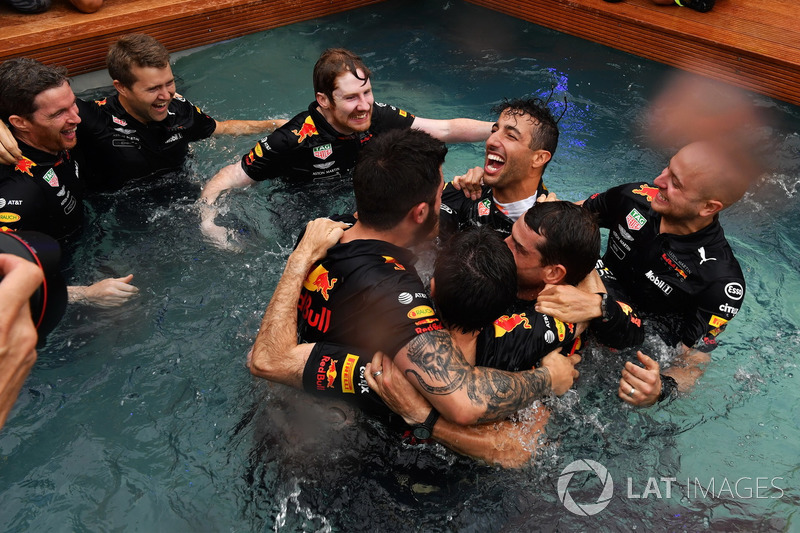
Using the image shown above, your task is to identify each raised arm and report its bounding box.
[365,350,550,468]
[412,117,493,143]
[393,331,578,425]
[248,218,347,388]
[213,119,288,136]
[198,162,259,249]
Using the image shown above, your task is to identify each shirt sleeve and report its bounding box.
[370,102,417,134]
[682,277,745,352]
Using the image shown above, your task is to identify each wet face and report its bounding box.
[483,110,539,190]
[19,82,80,154]
[115,64,176,123]
[651,146,707,222]
[505,216,547,295]
[320,69,374,134]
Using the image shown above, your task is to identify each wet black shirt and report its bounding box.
[76,94,217,191]
[439,181,548,241]
[297,238,443,355]
[0,141,83,243]
[241,101,416,183]
[475,299,580,371]
[583,182,745,350]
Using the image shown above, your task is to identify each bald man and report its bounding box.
[536,141,752,407]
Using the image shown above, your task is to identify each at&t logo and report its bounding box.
[557,459,614,516]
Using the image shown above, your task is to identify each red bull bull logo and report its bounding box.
[303,265,337,301]
[14,157,36,177]
[383,256,405,270]
[633,184,659,202]
[494,313,531,337]
[292,116,318,143]
[325,359,338,388]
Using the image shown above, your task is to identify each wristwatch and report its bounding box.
[598,292,610,322]
[412,408,440,439]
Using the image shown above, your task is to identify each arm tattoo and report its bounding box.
[404,330,554,422]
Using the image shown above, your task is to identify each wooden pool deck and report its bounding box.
[1,0,798,106]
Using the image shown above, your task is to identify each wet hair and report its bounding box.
[0,58,69,122]
[313,48,371,102]
[433,226,517,333]
[107,34,170,88]
[353,128,447,231]
[492,97,559,161]
[523,201,600,286]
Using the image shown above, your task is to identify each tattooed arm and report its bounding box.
[392,329,580,425]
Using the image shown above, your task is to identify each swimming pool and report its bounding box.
[1,0,798,530]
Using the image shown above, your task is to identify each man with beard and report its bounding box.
[199,48,492,245]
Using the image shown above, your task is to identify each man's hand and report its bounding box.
[68,274,138,307]
[200,212,241,252]
[451,167,484,201]
[535,284,603,323]
[0,121,22,165]
[365,351,432,426]
[293,218,348,264]
[619,351,661,407]
[539,348,580,396]
[536,192,559,202]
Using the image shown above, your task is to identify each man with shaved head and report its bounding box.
[536,141,752,407]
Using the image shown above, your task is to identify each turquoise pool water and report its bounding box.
[1,1,799,531]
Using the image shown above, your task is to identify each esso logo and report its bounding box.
[724,282,744,301]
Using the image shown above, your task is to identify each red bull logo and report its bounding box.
[618,301,633,315]
[303,265,337,301]
[298,292,331,333]
[292,116,318,143]
[255,143,263,158]
[494,313,531,337]
[661,253,688,279]
[383,256,405,270]
[325,359,338,388]
[14,157,36,177]
[95,98,107,106]
[633,184,660,202]
[245,148,256,166]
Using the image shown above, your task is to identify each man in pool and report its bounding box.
[0,34,287,191]
[198,47,492,245]
[535,140,751,407]
[438,96,557,240]
[0,58,138,307]
[249,128,578,432]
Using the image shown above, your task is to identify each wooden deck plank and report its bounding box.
[465,0,800,106]
[1,0,799,106]
[0,0,383,75]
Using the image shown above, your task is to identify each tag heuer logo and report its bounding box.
[626,208,646,231]
[313,144,333,160]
